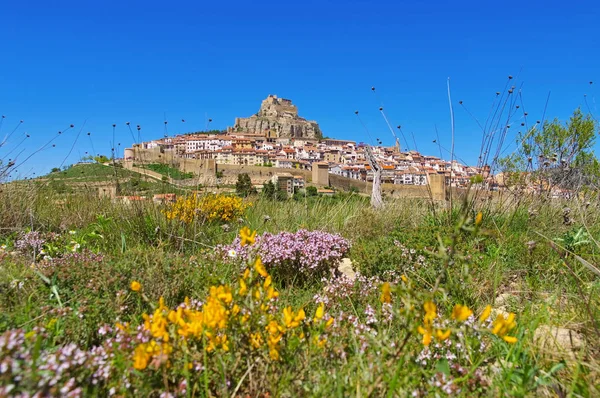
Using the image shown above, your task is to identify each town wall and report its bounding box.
[216,164,312,185]
[329,174,433,199]
[127,147,447,199]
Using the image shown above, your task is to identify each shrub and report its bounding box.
[218,229,350,281]
[306,186,318,196]
[164,193,251,224]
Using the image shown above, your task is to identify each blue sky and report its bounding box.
[1,0,598,177]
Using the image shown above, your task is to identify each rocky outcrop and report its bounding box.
[230,95,322,139]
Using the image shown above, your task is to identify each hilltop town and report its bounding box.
[125,95,488,193]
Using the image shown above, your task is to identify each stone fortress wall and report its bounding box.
[127,147,446,199]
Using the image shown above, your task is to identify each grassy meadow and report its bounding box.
[0,181,599,397]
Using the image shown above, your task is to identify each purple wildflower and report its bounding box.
[218,229,350,278]
[15,231,45,253]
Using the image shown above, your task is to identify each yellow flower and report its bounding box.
[115,322,130,332]
[263,275,272,289]
[163,194,250,224]
[240,226,257,246]
[417,301,438,345]
[167,307,183,325]
[130,281,141,292]
[418,326,432,346]
[479,305,492,323]
[491,312,517,337]
[435,329,451,341]
[423,301,437,325]
[401,274,408,283]
[269,347,280,361]
[314,302,325,322]
[475,211,483,226]
[147,310,169,342]
[158,296,168,312]
[313,335,327,348]
[242,268,250,280]
[451,304,473,321]
[325,318,334,329]
[216,286,233,304]
[218,335,229,351]
[295,308,305,322]
[423,333,432,345]
[266,286,279,300]
[502,335,518,344]
[283,307,305,329]
[239,278,248,296]
[266,320,283,336]
[254,257,268,278]
[380,282,392,304]
[133,344,149,370]
[250,332,263,349]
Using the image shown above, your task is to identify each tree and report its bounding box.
[500,108,599,192]
[236,173,256,197]
[262,180,287,201]
[262,180,276,199]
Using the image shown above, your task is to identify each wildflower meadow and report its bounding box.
[0,185,598,397]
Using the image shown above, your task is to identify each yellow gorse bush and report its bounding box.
[130,228,332,371]
[163,193,251,224]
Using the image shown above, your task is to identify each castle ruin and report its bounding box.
[229,95,322,139]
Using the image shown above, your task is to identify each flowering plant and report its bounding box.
[164,193,251,224]
[377,279,521,395]
[218,229,350,280]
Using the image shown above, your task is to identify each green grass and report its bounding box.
[47,163,137,180]
[143,163,194,180]
[0,186,598,396]
[33,163,195,196]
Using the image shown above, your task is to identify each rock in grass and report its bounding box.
[337,258,356,281]
[534,325,584,352]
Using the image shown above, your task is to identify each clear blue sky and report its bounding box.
[1,0,598,177]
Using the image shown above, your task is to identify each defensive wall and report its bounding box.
[127,147,447,200]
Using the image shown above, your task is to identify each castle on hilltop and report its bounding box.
[228,95,322,139]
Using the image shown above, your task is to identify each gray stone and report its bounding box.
[337,258,356,281]
[494,292,515,307]
[534,326,584,352]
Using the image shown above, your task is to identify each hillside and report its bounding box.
[34,163,190,196]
